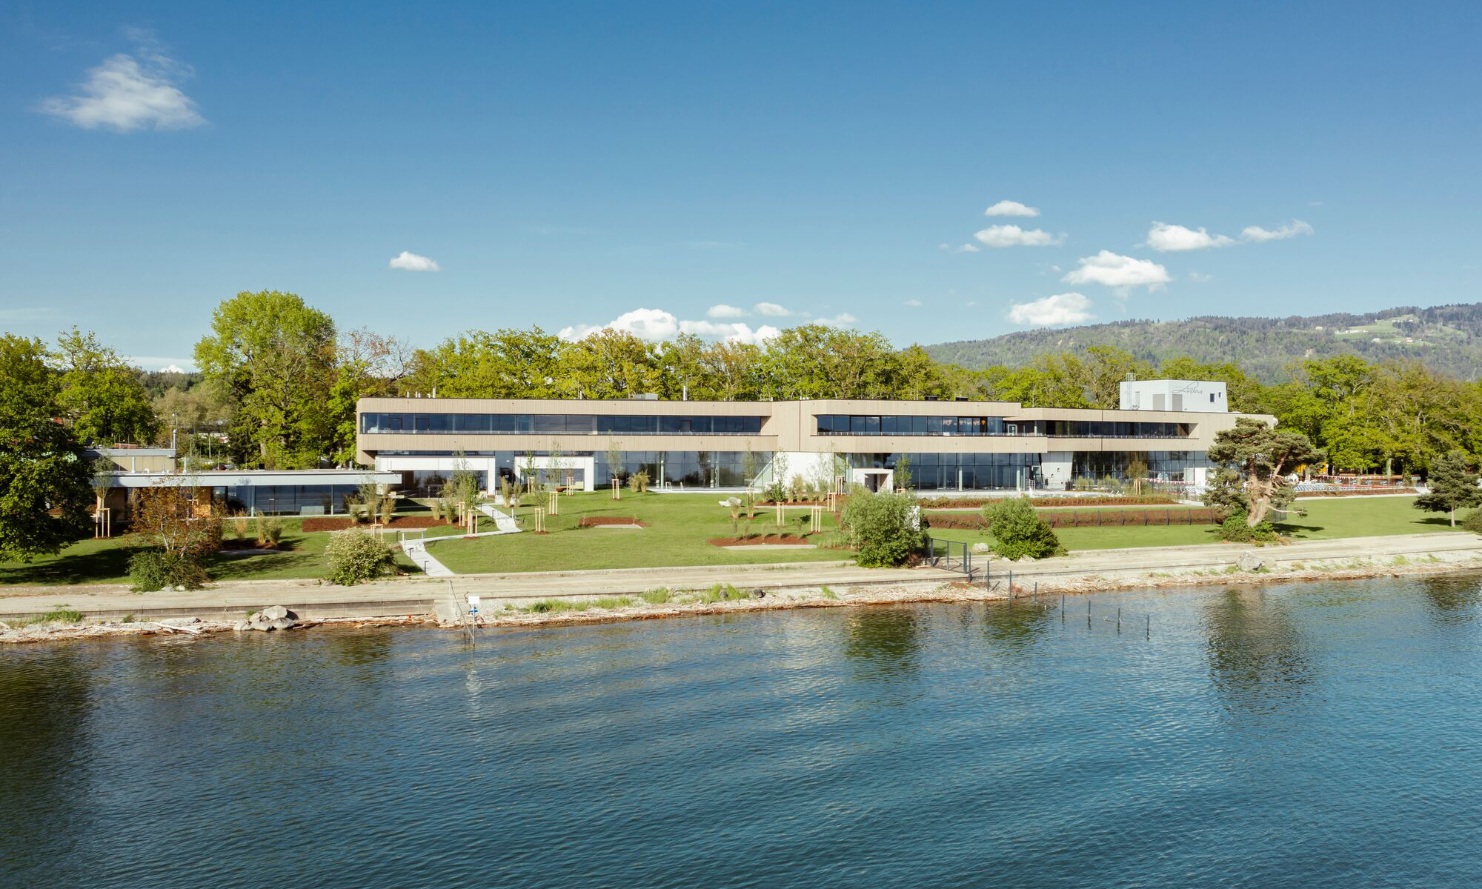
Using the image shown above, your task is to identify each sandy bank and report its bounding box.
[2,533,1479,645]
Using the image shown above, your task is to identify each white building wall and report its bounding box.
[1120,379,1229,413]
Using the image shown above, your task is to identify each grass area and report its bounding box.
[0,517,424,588]
[431,491,848,574]
[928,495,1463,552]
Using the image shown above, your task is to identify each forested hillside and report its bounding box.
[928,303,1482,381]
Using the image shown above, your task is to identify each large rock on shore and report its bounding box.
[243,605,297,631]
[1237,552,1265,572]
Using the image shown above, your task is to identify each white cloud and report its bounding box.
[818,313,857,327]
[753,302,792,317]
[680,320,779,344]
[1062,250,1170,290]
[707,304,746,318]
[1188,271,1214,283]
[1146,222,1235,252]
[939,242,981,254]
[1241,220,1314,242]
[389,251,441,272]
[561,308,779,344]
[904,299,923,308]
[39,38,204,132]
[985,200,1040,218]
[1008,293,1093,326]
[974,225,1064,248]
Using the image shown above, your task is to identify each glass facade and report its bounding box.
[817,415,1016,436]
[360,413,763,436]
[1070,450,1203,482]
[216,484,364,516]
[1043,420,1189,438]
[844,452,1042,491]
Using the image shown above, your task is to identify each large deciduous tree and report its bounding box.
[1414,451,1482,527]
[53,327,160,446]
[1203,417,1323,527]
[0,335,92,560]
[194,291,337,469]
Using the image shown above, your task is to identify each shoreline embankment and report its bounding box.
[2,532,1480,645]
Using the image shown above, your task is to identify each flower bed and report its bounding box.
[708,534,813,546]
[578,516,648,528]
[924,507,1221,529]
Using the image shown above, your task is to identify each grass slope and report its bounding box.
[927,496,1461,551]
[431,491,848,574]
[0,518,426,588]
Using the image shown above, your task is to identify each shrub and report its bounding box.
[841,491,925,567]
[254,514,285,547]
[981,498,1064,560]
[324,530,397,586]
[1463,509,1482,534]
[128,550,209,592]
[1216,510,1279,543]
[629,470,650,493]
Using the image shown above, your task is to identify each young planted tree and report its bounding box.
[129,477,222,590]
[1203,418,1323,531]
[1414,451,1482,527]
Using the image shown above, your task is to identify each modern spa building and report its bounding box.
[355,379,1268,496]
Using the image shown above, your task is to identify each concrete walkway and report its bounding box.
[477,503,521,533]
[399,538,453,577]
[2,532,1478,624]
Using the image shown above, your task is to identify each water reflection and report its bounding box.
[0,649,93,876]
[844,608,921,680]
[1417,575,1482,626]
[328,629,394,669]
[982,601,1054,653]
[1204,587,1313,713]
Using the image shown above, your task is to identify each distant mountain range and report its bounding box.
[926,303,1482,381]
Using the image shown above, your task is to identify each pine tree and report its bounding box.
[1415,451,1482,527]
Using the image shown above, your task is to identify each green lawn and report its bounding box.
[927,496,1466,552]
[0,518,424,588]
[430,491,850,574]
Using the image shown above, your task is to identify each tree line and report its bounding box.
[5,290,1482,482]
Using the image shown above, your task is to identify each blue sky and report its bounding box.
[3,2,1480,369]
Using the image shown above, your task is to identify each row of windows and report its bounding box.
[1042,421,1189,439]
[360,413,764,436]
[816,416,1191,439]
[817,415,1018,436]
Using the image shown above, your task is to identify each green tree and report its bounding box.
[981,497,1064,560]
[556,329,662,399]
[405,327,564,398]
[53,328,160,446]
[0,335,92,560]
[840,490,924,567]
[194,291,337,469]
[1203,418,1323,527]
[1414,451,1482,527]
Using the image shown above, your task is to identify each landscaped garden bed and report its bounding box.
[708,534,813,547]
[579,516,648,528]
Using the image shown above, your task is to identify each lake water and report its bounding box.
[4,575,1482,888]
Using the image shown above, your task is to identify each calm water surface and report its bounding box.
[5,575,1482,888]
